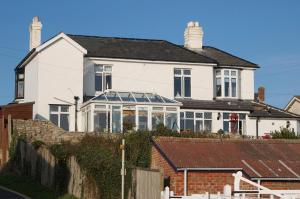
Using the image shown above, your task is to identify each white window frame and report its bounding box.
[174,68,191,98]
[215,69,238,98]
[94,64,112,94]
[180,110,212,132]
[223,112,247,134]
[49,105,70,131]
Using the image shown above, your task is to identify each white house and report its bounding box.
[14,17,300,136]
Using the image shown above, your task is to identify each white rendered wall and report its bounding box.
[83,58,215,100]
[240,69,254,100]
[24,55,39,117]
[24,38,85,131]
[286,100,300,115]
[246,117,299,136]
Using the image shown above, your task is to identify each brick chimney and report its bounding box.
[29,16,42,51]
[184,21,203,51]
[257,86,265,102]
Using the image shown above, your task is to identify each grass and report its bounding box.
[0,173,77,199]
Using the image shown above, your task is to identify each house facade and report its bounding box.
[14,17,300,136]
[285,96,300,115]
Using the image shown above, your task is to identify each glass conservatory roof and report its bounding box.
[91,91,180,104]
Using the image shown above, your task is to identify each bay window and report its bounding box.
[49,105,70,131]
[95,64,112,92]
[215,69,238,98]
[174,69,191,98]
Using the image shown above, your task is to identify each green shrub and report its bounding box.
[32,140,45,150]
[271,127,299,139]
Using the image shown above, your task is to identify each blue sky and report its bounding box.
[0,0,300,108]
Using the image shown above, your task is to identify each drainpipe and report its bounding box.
[74,96,79,132]
[256,117,260,139]
[184,169,188,196]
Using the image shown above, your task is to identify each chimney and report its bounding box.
[257,86,265,102]
[184,21,203,51]
[29,16,42,51]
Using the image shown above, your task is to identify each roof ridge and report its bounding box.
[164,42,217,64]
[203,46,259,68]
[67,33,167,43]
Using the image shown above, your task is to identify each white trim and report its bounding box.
[88,57,217,66]
[285,96,300,111]
[36,32,87,54]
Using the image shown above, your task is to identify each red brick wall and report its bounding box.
[151,145,300,196]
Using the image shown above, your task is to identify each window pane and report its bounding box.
[231,78,237,97]
[195,120,203,132]
[180,112,184,118]
[146,93,164,103]
[216,70,221,76]
[185,119,194,131]
[106,91,121,101]
[123,109,135,131]
[61,106,69,112]
[224,77,229,97]
[60,114,69,131]
[94,111,107,132]
[17,81,24,98]
[231,70,237,76]
[216,77,222,97]
[180,119,185,131]
[195,113,203,118]
[105,74,112,90]
[174,69,181,75]
[50,105,59,112]
[174,77,182,97]
[223,121,229,132]
[138,109,148,130]
[112,106,121,133]
[166,112,178,131]
[94,65,103,72]
[184,77,191,97]
[95,74,103,92]
[119,92,135,102]
[152,112,164,130]
[204,120,212,132]
[204,112,212,119]
[133,93,150,102]
[224,70,229,76]
[183,69,191,75]
[186,112,194,119]
[239,114,246,120]
[223,113,229,119]
[104,65,112,72]
[50,114,58,126]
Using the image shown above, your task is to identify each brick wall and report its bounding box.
[151,146,300,196]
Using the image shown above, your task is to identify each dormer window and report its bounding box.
[95,64,112,93]
[215,69,238,98]
[174,68,191,98]
[15,71,25,99]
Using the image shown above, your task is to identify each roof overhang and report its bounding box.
[285,96,300,111]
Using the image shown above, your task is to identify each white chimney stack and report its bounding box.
[184,21,203,51]
[29,16,42,51]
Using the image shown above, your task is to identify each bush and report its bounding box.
[271,127,299,139]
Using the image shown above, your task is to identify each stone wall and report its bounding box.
[10,119,101,199]
[13,140,100,199]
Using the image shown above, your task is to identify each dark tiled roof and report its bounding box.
[178,99,253,111]
[68,34,216,64]
[198,46,259,68]
[178,99,300,119]
[153,137,300,179]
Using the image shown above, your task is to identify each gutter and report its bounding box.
[177,168,243,171]
[251,178,300,181]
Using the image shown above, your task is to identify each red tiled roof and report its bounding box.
[153,137,300,180]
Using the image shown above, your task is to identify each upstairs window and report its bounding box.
[174,69,191,98]
[16,72,25,99]
[95,65,112,92]
[215,69,238,98]
[49,105,70,131]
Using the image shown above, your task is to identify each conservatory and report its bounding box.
[81,91,181,133]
